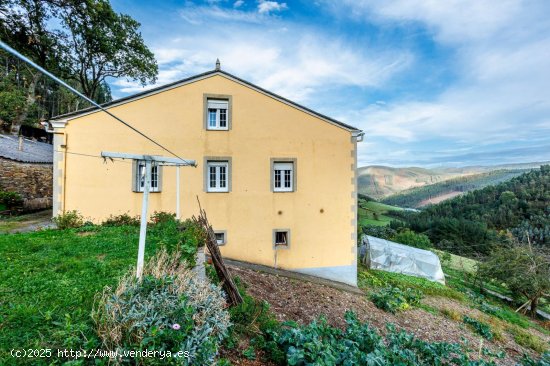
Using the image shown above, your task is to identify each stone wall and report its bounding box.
[0,157,53,210]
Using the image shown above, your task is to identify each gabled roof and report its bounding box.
[50,69,361,133]
[0,135,53,164]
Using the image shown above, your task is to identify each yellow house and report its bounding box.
[49,64,364,286]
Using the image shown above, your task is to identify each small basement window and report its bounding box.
[273,229,290,248]
[214,231,226,245]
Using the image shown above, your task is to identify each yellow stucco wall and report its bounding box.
[53,73,359,285]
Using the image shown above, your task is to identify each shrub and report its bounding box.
[93,248,231,365]
[53,210,84,229]
[264,311,503,365]
[463,316,494,340]
[361,225,397,240]
[0,190,23,209]
[150,211,177,224]
[392,228,432,249]
[369,286,423,314]
[102,213,140,227]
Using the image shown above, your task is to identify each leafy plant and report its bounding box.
[463,316,494,340]
[242,346,256,360]
[369,286,423,313]
[93,248,231,365]
[264,311,503,365]
[520,352,550,366]
[53,210,84,229]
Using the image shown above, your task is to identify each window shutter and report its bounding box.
[274,162,293,171]
[207,99,228,109]
[131,160,139,192]
[157,164,163,192]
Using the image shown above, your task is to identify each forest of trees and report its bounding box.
[382,169,528,208]
[0,0,158,133]
[388,166,550,256]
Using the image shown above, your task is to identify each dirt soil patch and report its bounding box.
[228,265,543,365]
[0,209,53,233]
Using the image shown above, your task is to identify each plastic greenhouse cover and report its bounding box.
[363,235,446,284]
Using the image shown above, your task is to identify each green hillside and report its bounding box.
[382,169,528,208]
[358,194,402,227]
[394,166,550,255]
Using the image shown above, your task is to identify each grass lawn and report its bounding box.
[0,225,161,365]
[434,249,478,274]
[358,200,402,227]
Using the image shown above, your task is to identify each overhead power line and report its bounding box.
[0,40,188,163]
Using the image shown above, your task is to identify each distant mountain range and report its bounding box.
[358,161,549,201]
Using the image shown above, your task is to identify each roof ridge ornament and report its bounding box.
[215,58,221,71]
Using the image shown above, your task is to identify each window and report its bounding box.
[134,160,161,192]
[273,229,290,248]
[214,231,226,245]
[206,99,229,130]
[272,161,295,192]
[206,160,230,192]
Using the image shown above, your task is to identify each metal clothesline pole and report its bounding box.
[101,151,196,279]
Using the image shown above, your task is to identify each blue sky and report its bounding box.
[109,0,550,168]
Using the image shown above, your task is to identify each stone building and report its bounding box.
[0,135,53,210]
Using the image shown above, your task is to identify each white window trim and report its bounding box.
[206,160,230,192]
[214,230,227,246]
[134,160,161,193]
[273,229,291,249]
[205,96,231,131]
[271,159,296,193]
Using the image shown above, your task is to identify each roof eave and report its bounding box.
[49,69,362,133]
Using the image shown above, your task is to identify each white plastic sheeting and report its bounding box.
[362,235,445,284]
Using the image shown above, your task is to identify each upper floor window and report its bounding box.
[272,161,295,192]
[206,160,230,192]
[207,99,229,130]
[133,160,161,192]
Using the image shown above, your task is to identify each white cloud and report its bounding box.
[321,0,550,165]
[109,0,550,166]
[257,1,287,14]
[114,13,411,103]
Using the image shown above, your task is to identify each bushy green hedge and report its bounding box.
[93,249,230,365]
